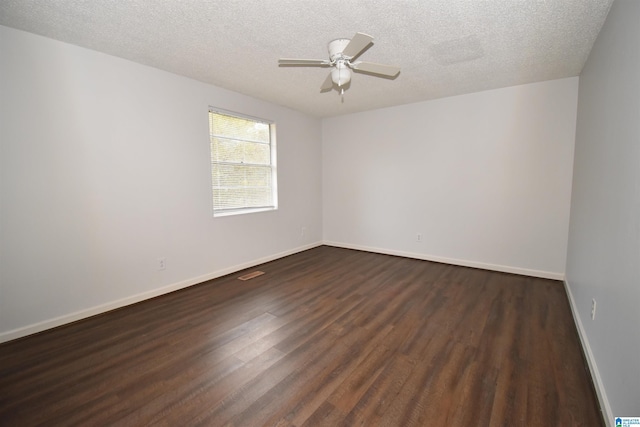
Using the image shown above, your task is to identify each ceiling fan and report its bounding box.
[278,32,401,95]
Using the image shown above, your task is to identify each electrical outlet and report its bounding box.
[416,233,422,242]
[158,258,166,271]
[591,298,596,320]
[301,227,306,237]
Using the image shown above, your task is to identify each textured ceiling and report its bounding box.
[0,0,613,117]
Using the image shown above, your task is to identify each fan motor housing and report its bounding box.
[328,38,351,60]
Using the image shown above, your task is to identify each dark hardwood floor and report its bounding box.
[0,246,603,426]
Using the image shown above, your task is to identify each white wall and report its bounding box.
[323,78,578,278]
[565,0,640,419]
[0,25,323,341]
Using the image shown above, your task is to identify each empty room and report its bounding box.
[0,0,638,426]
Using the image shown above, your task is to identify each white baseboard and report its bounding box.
[563,279,613,427]
[0,242,323,344]
[323,240,565,280]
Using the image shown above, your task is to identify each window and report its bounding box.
[209,108,277,216]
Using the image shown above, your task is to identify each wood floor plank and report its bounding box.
[188,324,342,426]
[278,325,396,427]
[150,347,286,426]
[340,353,417,426]
[300,401,347,427]
[0,246,603,426]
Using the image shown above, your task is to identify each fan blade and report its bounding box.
[320,73,334,91]
[342,32,373,59]
[279,58,330,66]
[352,61,400,77]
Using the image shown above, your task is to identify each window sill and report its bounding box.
[213,207,277,218]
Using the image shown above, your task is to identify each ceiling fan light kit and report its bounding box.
[331,62,351,87]
[278,32,400,96]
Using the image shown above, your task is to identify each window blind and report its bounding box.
[209,110,277,215]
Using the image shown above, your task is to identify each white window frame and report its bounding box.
[209,107,278,217]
